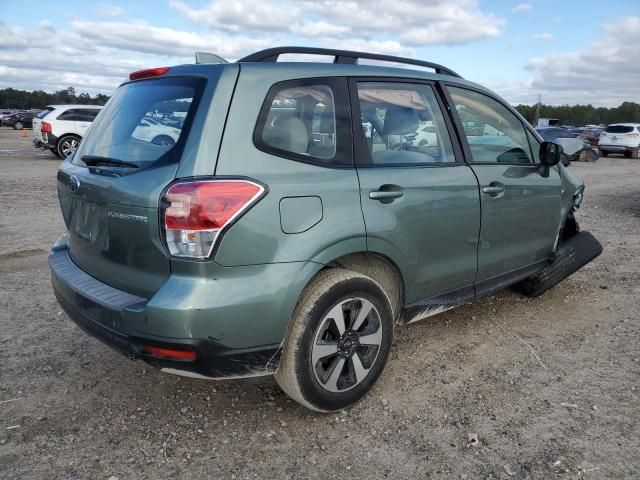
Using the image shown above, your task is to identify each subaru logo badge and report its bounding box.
[69,175,80,192]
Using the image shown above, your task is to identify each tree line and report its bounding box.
[515,102,640,126]
[0,87,109,109]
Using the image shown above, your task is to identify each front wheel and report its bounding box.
[598,149,608,158]
[57,135,81,158]
[275,269,393,412]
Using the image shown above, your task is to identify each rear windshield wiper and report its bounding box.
[81,155,139,169]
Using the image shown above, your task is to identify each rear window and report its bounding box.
[605,125,634,134]
[37,109,52,119]
[73,76,205,168]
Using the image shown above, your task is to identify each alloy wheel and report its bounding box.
[311,297,383,393]
[61,138,79,157]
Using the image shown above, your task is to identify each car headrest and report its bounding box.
[263,114,309,154]
[382,107,419,135]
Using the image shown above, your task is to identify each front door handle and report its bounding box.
[369,190,404,200]
[482,183,505,196]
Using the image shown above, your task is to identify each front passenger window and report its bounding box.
[448,87,533,164]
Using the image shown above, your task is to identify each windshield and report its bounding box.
[73,76,205,168]
[605,125,634,134]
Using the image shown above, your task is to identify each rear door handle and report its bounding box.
[369,190,404,200]
[482,184,505,195]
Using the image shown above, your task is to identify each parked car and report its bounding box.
[4,111,35,130]
[536,127,593,161]
[131,116,181,145]
[49,47,602,411]
[33,105,102,158]
[598,123,640,158]
[570,128,599,148]
[0,109,18,125]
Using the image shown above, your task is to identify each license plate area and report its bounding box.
[70,198,101,243]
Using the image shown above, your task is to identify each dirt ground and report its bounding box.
[0,127,638,480]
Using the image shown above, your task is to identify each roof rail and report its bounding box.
[237,46,462,78]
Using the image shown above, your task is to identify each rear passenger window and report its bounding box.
[255,78,352,166]
[448,87,533,164]
[57,109,81,121]
[356,82,455,165]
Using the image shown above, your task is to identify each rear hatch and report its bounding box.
[32,107,54,143]
[602,125,636,146]
[57,68,228,298]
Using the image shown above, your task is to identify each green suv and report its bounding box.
[50,47,602,411]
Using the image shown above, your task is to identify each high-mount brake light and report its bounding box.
[129,66,170,81]
[41,121,52,133]
[162,180,265,259]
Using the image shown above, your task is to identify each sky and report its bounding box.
[1,0,639,106]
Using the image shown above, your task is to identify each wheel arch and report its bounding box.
[325,252,405,322]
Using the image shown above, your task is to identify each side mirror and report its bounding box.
[540,141,562,166]
[538,141,562,177]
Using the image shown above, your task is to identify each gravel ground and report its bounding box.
[1,127,639,479]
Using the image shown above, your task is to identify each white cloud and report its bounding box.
[71,21,273,59]
[171,0,506,47]
[494,16,640,106]
[532,32,553,41]
[169,0,300,32]
[95,3,124,17]
[512,3,532,13]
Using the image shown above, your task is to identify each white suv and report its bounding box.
[598,123,640,158]
[33,105,102,158]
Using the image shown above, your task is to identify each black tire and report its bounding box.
[623,151,632,158]
[598,149,608,157]
[635,147,640,159]
[275,269,394,412]
[13,121,23,130]
[151,135,175,146]
[50,147,61,158]
[515,231,603,298]
[57,135,81,158]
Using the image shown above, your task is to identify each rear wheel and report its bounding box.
[275,269,393,412]
[635,147,640,159]
[50,147,61,158]
[624,151,632,158]
[13,121,23,130]
[57,135,81,158]
[598,149,608,157]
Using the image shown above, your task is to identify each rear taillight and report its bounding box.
[625,132,640,137]
[129,66,170,81]
[162,179,265,259]
[41,121,52,133]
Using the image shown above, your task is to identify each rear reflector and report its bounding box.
[142,345,196,361]
[129,66,170,81]
[162,179,265,259]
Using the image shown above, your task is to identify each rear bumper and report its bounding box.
[598,144,637,153]
[49,247,282,379]
[33,133,58,150]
